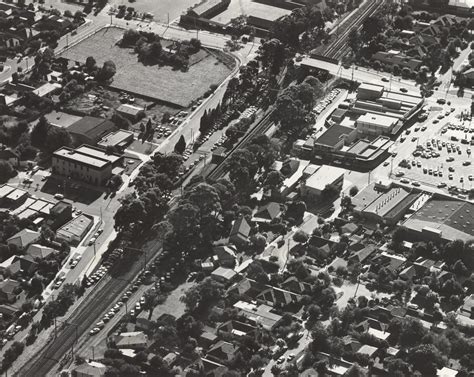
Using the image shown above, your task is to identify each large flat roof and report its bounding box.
[403,199,474,241]
[0,185,15,198]
[54,147,109,169]
[315,124,355,147]
[357,113,399,128]
[363,186,411,217]
[54,145,121,169]
[57,214,92,238]
[305,165,345,191]
[45,111,82,129]
[97,130,134,148]
[246,2,291,21]
[75,145,122,165]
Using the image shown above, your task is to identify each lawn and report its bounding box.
[61,27,233,107]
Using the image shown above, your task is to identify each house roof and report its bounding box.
[115,331,148,348]
[26,244,56,259]
[207,340,238,362]
[7,229,41,248]
[73,361,107,377]
[357,344,378,357]
[229,216,250,242]
[255,202,281,220]
[0,278,20,295]
[67,116,116,142]
[350,244,377,263]
[211,267,237,281]
[0,148,19,160]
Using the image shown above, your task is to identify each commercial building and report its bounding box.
[97,130,134,150]
[52,144,123,186]
[66,116,117,146]
[56,214,93,245]
[300,165,345,200]
[352,182,419,225]
[356,113,399,136]
[188,0,231,18]
[402,198,474,242]
[245,3,292,32]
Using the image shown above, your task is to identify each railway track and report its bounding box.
[17,241,163,377]
[323,0,385,60]
[207,110,274,181]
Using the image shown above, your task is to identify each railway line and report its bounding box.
[17,241,162,377]
[323,0,385,60]
[207,110,275,181]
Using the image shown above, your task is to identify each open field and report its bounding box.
[61,27,233,107]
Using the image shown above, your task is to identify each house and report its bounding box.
[355,319,391,341]
[46,200,73,230]
[256,286,302,307]
[348,244,378,265]
[357,344,378,358]
[253,202,281,222]
[459,294,474,319]
[217,320,256,339]
[199,331,218,349]
[0,147,19,167]
[72,360,107,377]
[226,278,266,301]
[115,331,148,350]
[206,340,238,363]
[212,245,237,268]
[0,279,21,303]
[163,352,178,367]
[281,276,312,295]
[229,216,250,246]
[0,255,37,275]
[26,244,57,260]
[211,267,238,284]
[371,251,407,274]
[7,229,41,249]
[234,300,282,330]
[342,336,362,353]
[66,116,117,146]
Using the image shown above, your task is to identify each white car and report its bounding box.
[89,327,100,336]
[54,193,64,200]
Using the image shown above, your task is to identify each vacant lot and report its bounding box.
[61,27,233,107]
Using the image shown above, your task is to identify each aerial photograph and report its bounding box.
[0,0,473,376]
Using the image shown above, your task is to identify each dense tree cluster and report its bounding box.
[120,29,201,71]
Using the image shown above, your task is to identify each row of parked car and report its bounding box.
[312,88,341,115]
[85,248,123,288]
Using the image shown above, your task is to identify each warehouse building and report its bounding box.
[300,165,345,200]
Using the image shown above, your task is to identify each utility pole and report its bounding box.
[54,318,57,339]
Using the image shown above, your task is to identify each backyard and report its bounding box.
[61,27,234,107]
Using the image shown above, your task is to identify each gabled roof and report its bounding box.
[73,361,107,377]
[26,244,56,259]
[254,202,281,220]
[67,116,116,142]
[7,229,41,248]
[349,244,377,263]
[207,340,238,362]
[257,286,302,306]
[229,216,250,243]
[0,278,20,295]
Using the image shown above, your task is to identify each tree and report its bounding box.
[30,116,49,147]
[181,277,224,312]
[0,161,16,184]
[85,56,97,72]
[453,260,468,276]
[409,344,442,375]
[293,230,309,243]
[108,174,123,191]
[174,135,186,154]
[349,186,359,196]
[111,112,131,130]
[348,27,361,54]
[97,60,116,82]
[386,357,410,377]
[322,184,340,198]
